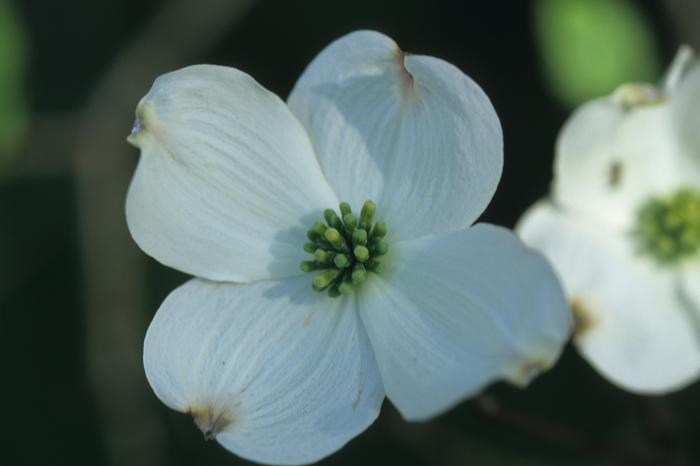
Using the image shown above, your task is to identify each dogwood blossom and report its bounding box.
[126,30,570,465]
[518,46,700,394]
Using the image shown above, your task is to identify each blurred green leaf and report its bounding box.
[0,0,28,169]
[534,0,660,108]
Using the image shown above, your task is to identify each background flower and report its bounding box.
[518,48,700,394]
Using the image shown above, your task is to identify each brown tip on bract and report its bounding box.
[393,45,416,97]
[188,405,233,441]
[608,161,623,188]
[571,299,597,342]
[613,83,667,109]
[126,115,143,147]
[511,358,551,387]
[126,101,152,147]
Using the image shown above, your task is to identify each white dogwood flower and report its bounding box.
[127,30,570,465]
[518,46,700,394]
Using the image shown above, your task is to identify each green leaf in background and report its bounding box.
[533,0,660,108]
[0,0,28,170]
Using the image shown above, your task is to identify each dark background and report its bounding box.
[1,1,699,465]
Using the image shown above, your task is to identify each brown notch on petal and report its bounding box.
[393,45,416,97]
[608,160,623,189]
[613,83,667,109]
[126,101,153,147]
[571,298,597,342]
[188,404,234,440]
[510,357,552,387]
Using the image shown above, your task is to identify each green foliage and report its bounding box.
[534,0,660,108]
[0,0,28,169]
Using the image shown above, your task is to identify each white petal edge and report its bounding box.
[357,224,570,421]
[144,277,384,465]
[552,95,699,231]
[518,201,700,393]
[680,263,700,343]
[672,61,700,161]
[287,30,503,241]
[127,65,338,282]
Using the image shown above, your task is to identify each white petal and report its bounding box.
[287,30,503,241]
[126,65,338,282]
[672,62,700,158]
[518,201,700,393]
[680,262,700,328]
[553,96,698,230]
[144,277,384,465]
[357,224,570,421]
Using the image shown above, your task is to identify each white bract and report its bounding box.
[127,30,571,465]
[518,46,700,394]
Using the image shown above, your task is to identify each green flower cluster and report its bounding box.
[301,200,388,297]
[633,188,700,265]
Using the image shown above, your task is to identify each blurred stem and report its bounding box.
[475,393,667,466]
[74,1,255,466]
[475,394,589,450]
[640,396,693,466]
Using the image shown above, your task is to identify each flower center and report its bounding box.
[632,188,700,265]
[301,200,388,297]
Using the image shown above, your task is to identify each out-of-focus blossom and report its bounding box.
[519,46,700,394]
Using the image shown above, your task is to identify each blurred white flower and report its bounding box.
[127,30,570,465]
[518,46,700,394]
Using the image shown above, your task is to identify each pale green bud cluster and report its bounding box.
[301,200,388,297]
[633,188,700,265]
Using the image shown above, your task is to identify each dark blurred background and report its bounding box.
[1,0,699,465]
